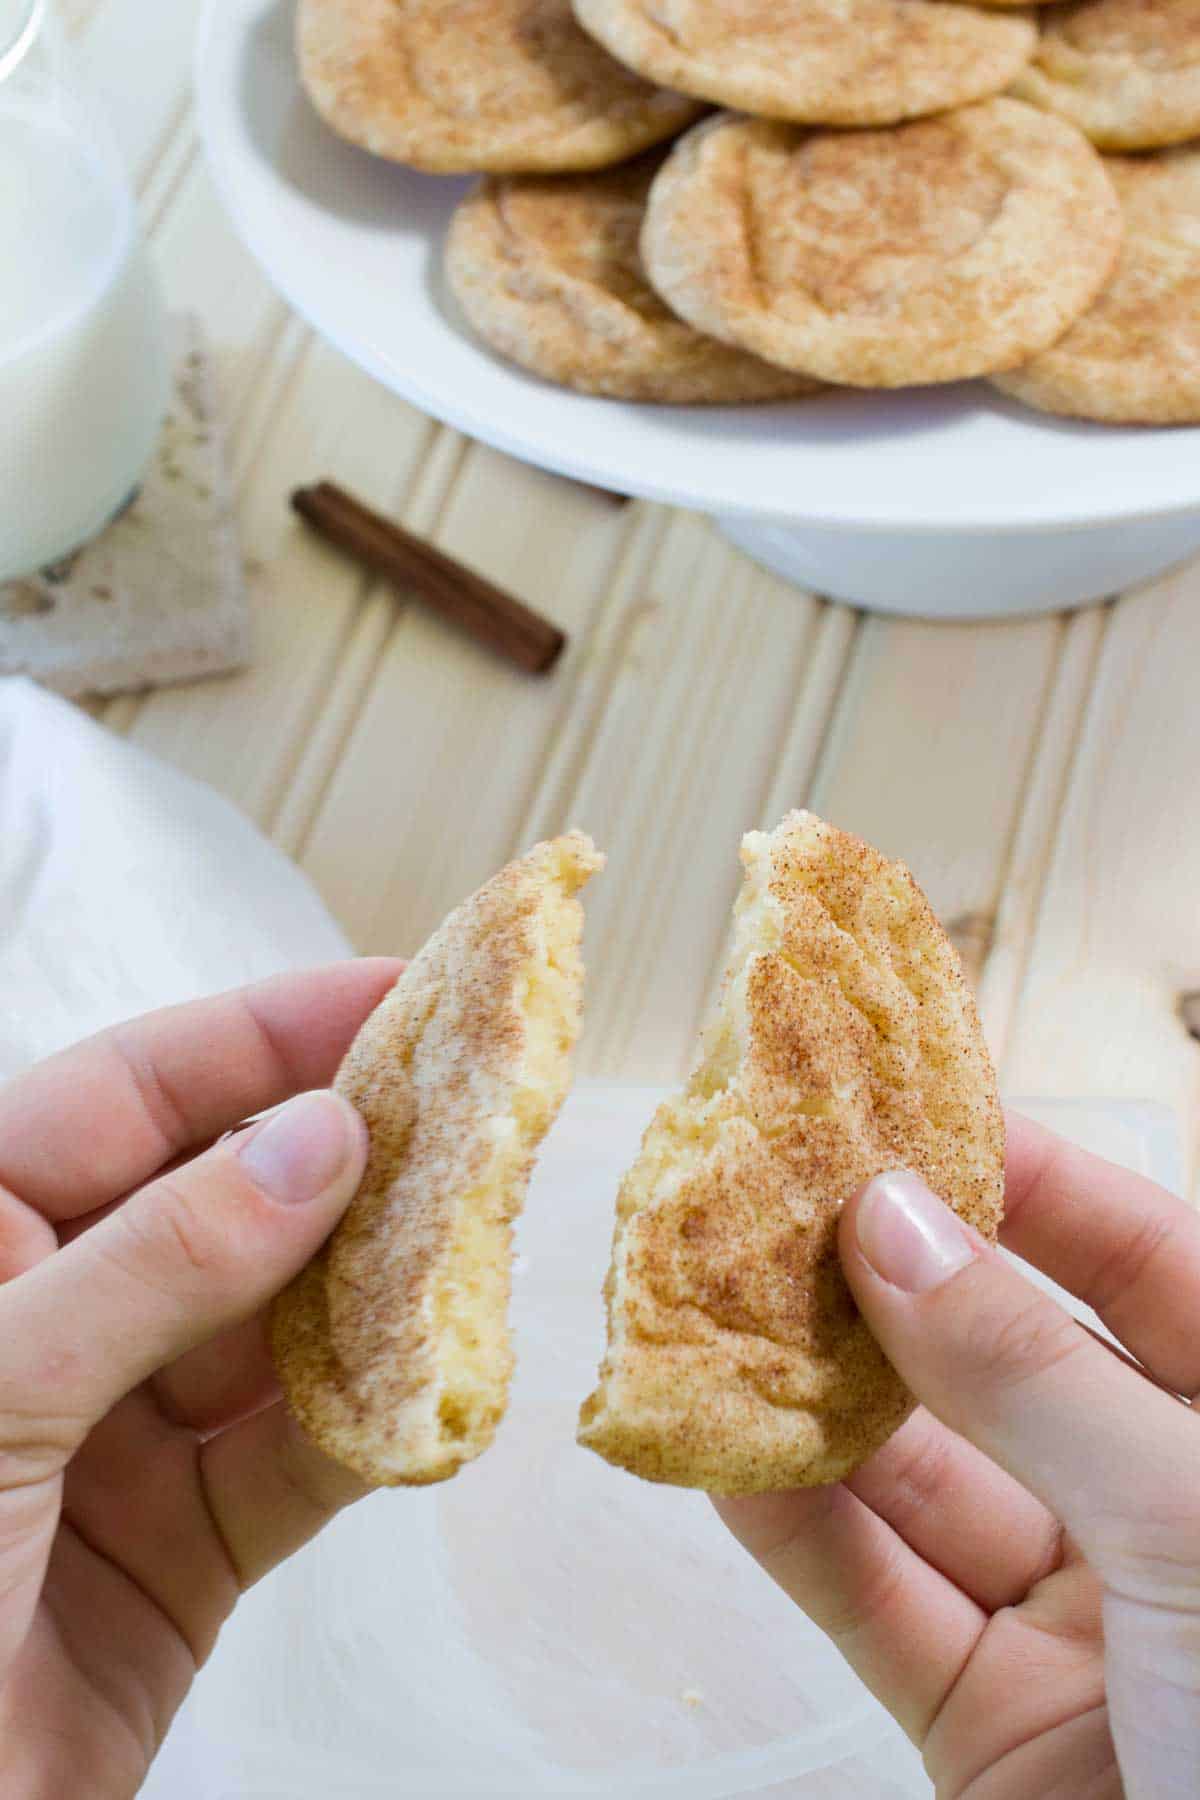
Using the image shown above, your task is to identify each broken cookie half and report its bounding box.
[273,832,603,1487]
[578,811,1002,1495]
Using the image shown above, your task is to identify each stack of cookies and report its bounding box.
[299,0,1200,424]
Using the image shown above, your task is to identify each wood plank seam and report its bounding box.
[230,316,314,486]
[268,426,468,855]
[990,602,1124,1071]
[587,573,766,1063]
[514,505,674,845]
[979,606,1112,1068]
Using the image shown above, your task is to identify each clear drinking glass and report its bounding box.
[0,0,170,581]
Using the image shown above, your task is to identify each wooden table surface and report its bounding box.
[75,0,1199,1194]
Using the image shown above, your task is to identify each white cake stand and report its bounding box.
[196,0,1200,621]
[717,511,1200,618]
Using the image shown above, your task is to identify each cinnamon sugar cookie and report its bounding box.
[298,0,702,174]
[273,834,603,1488]
[446,156,820,402]
[578,812,1004,1495]
[1013,0,1200,151]
[572,0,1036,128]
[995,149,1200,424]
[641,104,1123,388]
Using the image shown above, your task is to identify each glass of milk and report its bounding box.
[0,0,169,581]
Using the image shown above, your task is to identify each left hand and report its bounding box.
[0,962,402,1800]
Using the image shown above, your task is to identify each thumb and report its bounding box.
[0,1090,366,1478]
[839,1170,1200,1584]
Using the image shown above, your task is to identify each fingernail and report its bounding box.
[236,1091,361,1206]
[856,1171,976,1293]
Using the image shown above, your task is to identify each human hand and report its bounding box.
[0,962,403,1800]
[716,1113,1200,1799]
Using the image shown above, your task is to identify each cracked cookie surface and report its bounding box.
[578,811,1004,1495]
[639,104,1123,388]
[572,0,1036,128]
[994,148,1200,423]
[446,154,821,402]
[1013,0,1200,151]
[298,0,702,173]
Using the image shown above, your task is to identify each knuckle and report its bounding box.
[819,1544,909,1647]
[0,1392,85,1488]
[0,1436,70,1491]
[0,1330,93,1486]
[114,1166,249,1296]
[962,1289,1086,1396]
[151,1175,231,1283]
[874,1420,954,1541]
[107,1026,194,1153]
[1098,1527,1200,1611]
[1089,1480,1200,1597]
[1084,1209,1175,1319]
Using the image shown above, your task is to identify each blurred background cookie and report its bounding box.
[994,148,1200,423]
[1013,0,1200,151]
[298,0,703,173]
[572,0,1036,128]
[445,155,821,402]
[640,105,1123,388]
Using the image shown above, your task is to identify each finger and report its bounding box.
[0,959,401,1224]
[841,1171,1200,1596]
[55,1136,224,1249]
[846,1407,1063,1613]
[933,1705,1117,1800]
[62,1384,367,1667]
[32,1513,197,1754]
[1002,1110,1200,1397]
[714,1482,984,1742]
[0,1473,59,1684]
[0,1186,56,1282]
[61,1386,242,1665]
[923,1558,1109,1797]
[200,1399,368,1590]
[152,1314,280,1437]
[0,1091,367,1475]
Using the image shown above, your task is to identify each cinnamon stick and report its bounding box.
[291,481,566,675]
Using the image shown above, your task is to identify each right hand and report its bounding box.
[716,1113,1200,1798]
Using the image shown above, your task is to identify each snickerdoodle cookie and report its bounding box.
[298,0,702,173]
[572,0,1036,128]
[995,148,1200,424]
[1013,0,1200,151]
[578,812,1004,1495]
[640,104,1123,388]
[446,155,821,402]
[273,834,603,1488]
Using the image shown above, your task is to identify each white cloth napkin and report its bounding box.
[0,677,350,1077]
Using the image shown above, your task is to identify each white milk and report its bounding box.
[0,102,169,579]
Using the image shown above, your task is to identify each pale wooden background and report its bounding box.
[73,0,1199,1197]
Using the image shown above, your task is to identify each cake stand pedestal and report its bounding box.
[719,512,1200,618]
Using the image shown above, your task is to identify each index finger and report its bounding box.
[0,960,403,1223]
[1002,1110,1200,1398]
